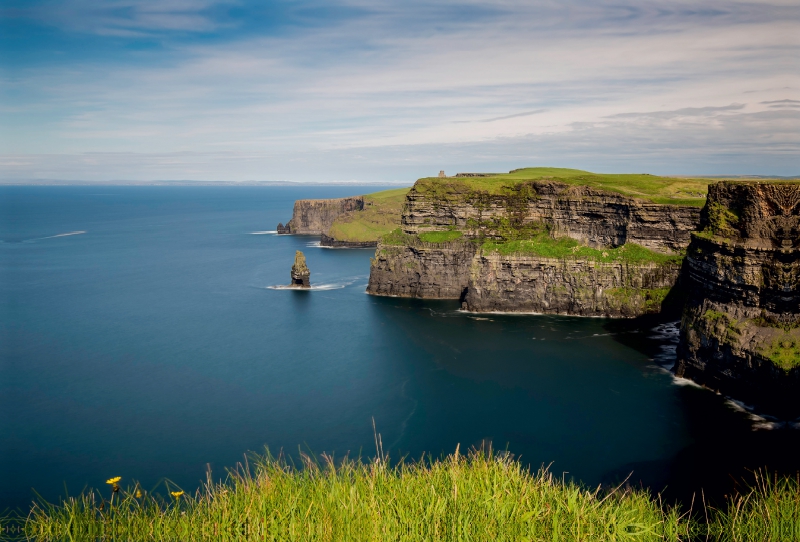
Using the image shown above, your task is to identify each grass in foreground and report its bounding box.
[21,448,690,542]
[326,187,409,242]
[709,471,800,541]
[414,167,714,206]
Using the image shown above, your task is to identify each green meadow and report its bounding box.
[326,187,409,243]
[482,234,684,265]
[414,167,716,206]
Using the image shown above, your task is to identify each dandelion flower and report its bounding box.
[106,476,122,485]
[171,491,184,499]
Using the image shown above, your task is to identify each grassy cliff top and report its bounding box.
[326,187,409,242]
[482,234,683,265]
[414,167,718,206]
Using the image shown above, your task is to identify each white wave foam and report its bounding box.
[671,376,703,388]
[30,231,87,241]
[265,275,365,291]
[249,230,278,235]
[266,283,346,291]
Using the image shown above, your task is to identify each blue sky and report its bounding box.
[1,0,798,181]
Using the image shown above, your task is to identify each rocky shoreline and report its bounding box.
[274,172,799,410]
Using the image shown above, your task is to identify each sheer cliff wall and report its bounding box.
[402,181,700,253]
[676,181,800,413]
[278,196,365,235]
[367,180,700,317]
[464,254,682,317]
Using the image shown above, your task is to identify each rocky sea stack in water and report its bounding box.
[290,250,311,288]
[676,181,800,415]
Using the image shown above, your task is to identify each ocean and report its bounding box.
[2,185,798,511]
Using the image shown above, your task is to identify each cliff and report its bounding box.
[367,235,477,299]
[676,181,800,414]
[402,180,700,253]
[277,188,409,247]
[367,170,703,317]
[278,196,365,235]
[464,252,682,317]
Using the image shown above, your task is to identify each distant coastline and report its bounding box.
[0,179,415,186]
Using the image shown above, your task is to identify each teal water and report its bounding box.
[2,186,798,511]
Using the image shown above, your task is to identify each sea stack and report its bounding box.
[290,250,311,288]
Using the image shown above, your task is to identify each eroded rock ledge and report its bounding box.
[402,181,700,253]
[676,181,800,413]
[464,253,682,317]
[367,180,698,317]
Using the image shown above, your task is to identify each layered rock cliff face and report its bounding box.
[676,181,800,413]
[464,253,682,317]
[367,180,699,317]
[319,233,377,249]
[403,181,700,253]
[367,238,477,299]
[278,196,364,235]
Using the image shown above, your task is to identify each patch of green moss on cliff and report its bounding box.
[415,167,712,206]
[762,337,800,371]
[466,216,547,241]
[605,287,671,313]
[703,202,740,238]
[482,234,683,265]
[418,230,464,243]
[381,228,415,246]
[702,310,728,323]
[701,309,744,343]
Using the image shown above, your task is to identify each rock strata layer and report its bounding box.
[366,180,698,317]
[464,253,682,317]
[402,181,700,253]
[676,181,800,414]
[367,239,477,299]
[278,196,365,235]
[320,233,377,248]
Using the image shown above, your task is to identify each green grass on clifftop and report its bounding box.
[415,167,714,206]
[482,233,683,265]
[326,187,409,242]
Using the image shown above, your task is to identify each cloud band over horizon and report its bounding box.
[1,0,798,181]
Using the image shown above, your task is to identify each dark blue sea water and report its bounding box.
[2,185,799,512]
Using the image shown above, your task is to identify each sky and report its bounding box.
[1,0,798,182]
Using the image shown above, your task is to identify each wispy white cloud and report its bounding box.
[1,0,798,179]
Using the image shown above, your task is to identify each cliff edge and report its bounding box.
[278,196,365,235]
[367,170,703,317]
[277,188,408,247]
[676,181,800,414]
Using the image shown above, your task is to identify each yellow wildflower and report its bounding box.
[135,489,143,498]
[106,476,122,485]
[171,490,184,499]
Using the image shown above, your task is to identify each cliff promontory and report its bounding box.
[278,196,365,235]
[278,188,408,247]
[367,168,707,317]
[676,181,800,413]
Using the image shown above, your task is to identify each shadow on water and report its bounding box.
[602,315,800,512]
